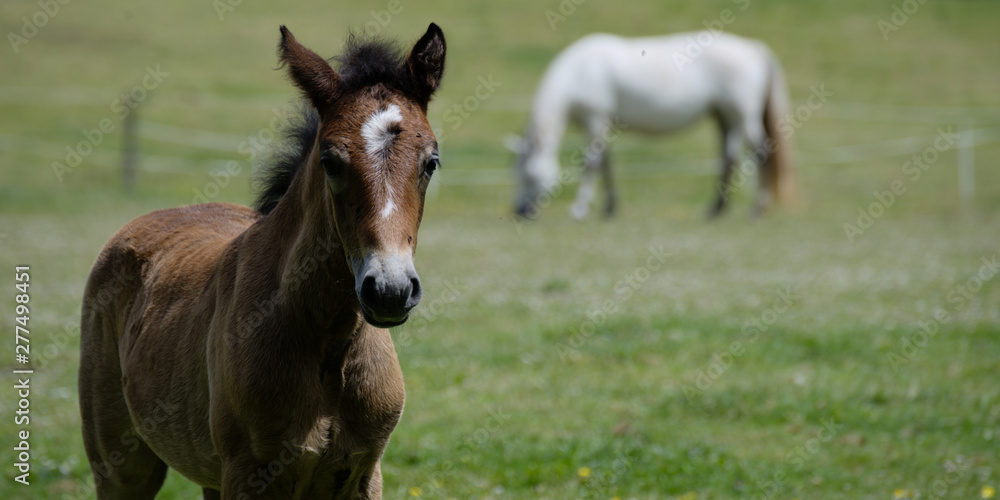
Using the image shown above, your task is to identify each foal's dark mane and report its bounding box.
[253,33,433,215]
[253,106,319,215]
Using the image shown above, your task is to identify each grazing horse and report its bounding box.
[510,31,796,219]
[78,23,446,499]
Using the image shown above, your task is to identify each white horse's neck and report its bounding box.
[522,70,576,184]
[531,87,571,154]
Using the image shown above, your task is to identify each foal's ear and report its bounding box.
[406,23,446,102]
[278,26,341,108]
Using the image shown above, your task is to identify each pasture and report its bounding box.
[1,0,999,498]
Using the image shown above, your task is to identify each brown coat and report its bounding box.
[79,24,446,499]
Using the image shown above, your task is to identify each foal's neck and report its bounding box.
[259,142,360,337]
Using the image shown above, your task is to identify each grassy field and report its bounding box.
[2,0,999,498]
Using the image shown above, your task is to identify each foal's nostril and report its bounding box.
[360,275,380,309]
[406,277,422,308]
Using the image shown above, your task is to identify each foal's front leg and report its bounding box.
[220,453,299,500]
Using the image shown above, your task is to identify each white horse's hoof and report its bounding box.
[570,203,589,220]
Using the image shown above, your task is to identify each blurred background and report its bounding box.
[1,0,998,498]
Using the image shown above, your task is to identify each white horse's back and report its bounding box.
[514,31,794,219]
[536,32,772,133]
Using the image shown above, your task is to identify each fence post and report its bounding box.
[958,124,974,204]
[122,101,139,191]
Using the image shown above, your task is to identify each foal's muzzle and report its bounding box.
[355,252,422,328]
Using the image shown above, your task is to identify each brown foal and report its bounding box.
[78,23,445,499]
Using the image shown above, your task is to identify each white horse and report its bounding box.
[509,31,796,219]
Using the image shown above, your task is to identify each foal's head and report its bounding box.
[278,24,445,328]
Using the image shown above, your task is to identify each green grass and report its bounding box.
[2,0,999,498]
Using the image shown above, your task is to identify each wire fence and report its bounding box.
[1,88,998,200]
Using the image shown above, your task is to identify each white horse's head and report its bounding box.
[507,133,559,219]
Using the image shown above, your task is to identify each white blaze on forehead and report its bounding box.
[361,104,403,159]
[360,104,404,219]
[380,199,396,218]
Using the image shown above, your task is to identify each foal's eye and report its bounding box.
[423,154,440,178]
[321,151,344,178]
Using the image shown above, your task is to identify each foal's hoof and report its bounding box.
[570,204,589,220]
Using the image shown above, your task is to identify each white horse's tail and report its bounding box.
[763,50,798,206]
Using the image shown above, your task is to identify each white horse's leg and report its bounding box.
[742,116,773,216]
[599,143,616,217]
[709,117,744,218]
[571,118,611,220]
